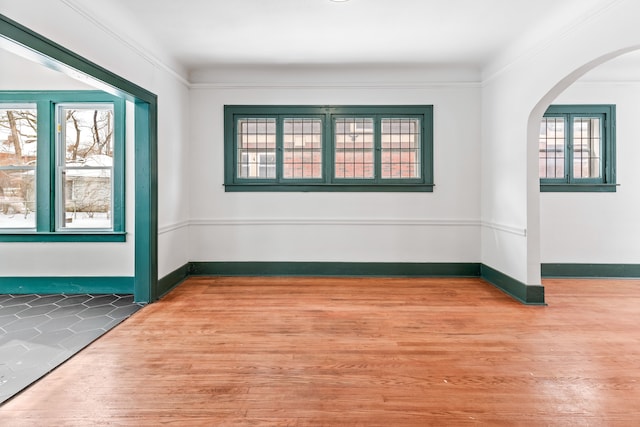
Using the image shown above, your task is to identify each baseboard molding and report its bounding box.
[186,261,544,305]
[157,263,191,298]
[542,263,640,278]
[0,277,134,294]
[189,262,482,277]
[0,263,546,305]
[480,265,546,305]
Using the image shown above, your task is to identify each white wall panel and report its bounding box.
[188,80,482,263]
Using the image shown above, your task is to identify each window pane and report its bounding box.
[60,106,114,229]
[61,167,112,229]
[0,106,37,228]
[63,107,114,164]
[381,118,421,179]
[237,118,276,179]
[539,117,565,179]
[573,117,601,179]
[283,118,322,179]
[334,118,374,179]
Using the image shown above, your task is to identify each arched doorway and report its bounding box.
[481,0,640,304]
[529,48,640,281]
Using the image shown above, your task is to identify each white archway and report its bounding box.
[528,47,640,282]
[481,0,640,303]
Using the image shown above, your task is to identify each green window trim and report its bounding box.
[539,104,616,192]
[224,105,434,192]
[0,90,126,242]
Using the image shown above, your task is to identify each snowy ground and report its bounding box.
[0,212,111,229]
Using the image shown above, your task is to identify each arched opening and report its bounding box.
[528,46,640,284]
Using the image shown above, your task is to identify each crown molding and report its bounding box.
[60,0,190,87]
[189,81,482,90]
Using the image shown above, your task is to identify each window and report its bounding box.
[224,105,433,192]
[0,91,125,241]
[539,105,616,192]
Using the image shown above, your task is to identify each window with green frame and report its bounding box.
[0,91,126,241]
[224,105,434,192]
[539,104,616,192]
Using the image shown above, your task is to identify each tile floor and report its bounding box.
[0,293,143,404]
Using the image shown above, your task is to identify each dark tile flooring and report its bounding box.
[0,293,143,404]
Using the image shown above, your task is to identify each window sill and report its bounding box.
[0,232,127,242]
[224,184,434,192]
[540,183,618,193]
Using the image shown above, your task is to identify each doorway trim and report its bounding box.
[0,14,158,303]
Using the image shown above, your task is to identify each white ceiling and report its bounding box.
[68,0,617,74]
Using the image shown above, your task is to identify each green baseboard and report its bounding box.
[1,262,548,306]
[0,277,134,294]
[480,265,546,305]
[542,263,640,278]
[157,264,190,298]
[189,261,481,277]
[181,261,546,305]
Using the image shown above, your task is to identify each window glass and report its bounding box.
[237,118,276,179]
[539,117,565,179]
[0,105,37,229]
[381,118,421,179]
[283,118,322,179]
[334,118,374,179]
[58,105,114,230]
[573,117,601,179]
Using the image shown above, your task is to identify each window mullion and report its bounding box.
[422,117,430,182]
[34,100,54,232]
[601,115,607,182]
[276,115,283,183]
[374,115,381,183]
[112,98,125,232]
[54,103,66,231]
[565,114,573,184]
[603,116,608,183]
[327,113,335,183]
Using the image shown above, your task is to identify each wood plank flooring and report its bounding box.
[1,276,639,426]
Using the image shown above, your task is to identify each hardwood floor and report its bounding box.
[2,276,639,426]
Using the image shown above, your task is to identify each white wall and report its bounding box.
[540,78,640,263]
[188,68,482,263]
[0,1,191,278]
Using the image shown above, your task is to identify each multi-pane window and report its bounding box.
[539,105,616,192]
[0,91,125,241]
[225,106,433,192]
